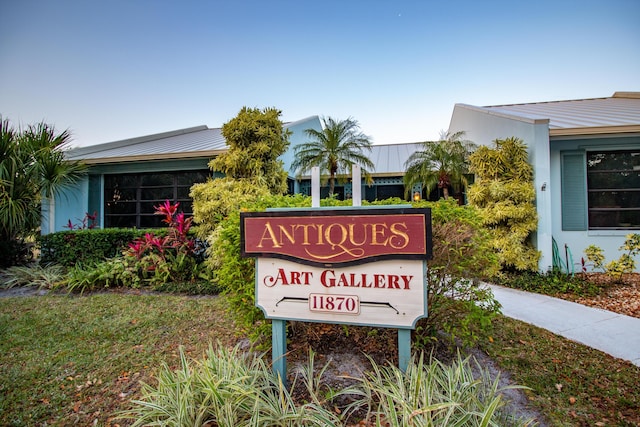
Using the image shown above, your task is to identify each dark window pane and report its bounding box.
[105,187,136,202]
[141,201,163,214]
[321,186,344,199]
[141,173,174,186]
[105,201,137,215]
[141,187,174,201]
[587,151,640,171]
[178,170,209,185]
[587,150,640,229]
[588,171,640,189]
[377,185,405,200]
[104,170,211,229]
[177,187,192,199]
[140,215,164,228]
[105,215,137,228]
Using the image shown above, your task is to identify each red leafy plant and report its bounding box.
[125,201,201,284]
[64,212,98,230]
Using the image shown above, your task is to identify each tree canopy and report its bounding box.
[290,117,374,197]
[403,131,476,200]
[209,106,290,195]
[191,107,290,237]
[0,117,87,266]
[468,136,540,271]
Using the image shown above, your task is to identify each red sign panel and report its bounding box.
[241,208,432,267]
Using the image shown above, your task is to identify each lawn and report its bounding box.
[0,293,238,426]
[1,292,639,426]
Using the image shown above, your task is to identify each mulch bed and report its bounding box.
[563,273,640,319]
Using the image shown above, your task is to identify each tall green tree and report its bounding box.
[467,136,540,271]
[290,117,374,197]
[191,107,290,237]
[0,117,87,266]
[403,131,476,200]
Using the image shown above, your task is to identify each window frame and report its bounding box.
[586,149,640,230]
[103,170,210,228]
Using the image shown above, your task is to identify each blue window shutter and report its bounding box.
[561,151,587,231]
[88,175,101,224]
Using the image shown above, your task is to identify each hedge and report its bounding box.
[39,229,151,266]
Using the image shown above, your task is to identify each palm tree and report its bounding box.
[403,131,476,200]
[291,117,374,197]
[0,117,87,266]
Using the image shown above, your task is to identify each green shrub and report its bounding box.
[352,352,532,426]
[59,201,210,293]
[122,345,533,426]
[583,234,640,281]
[122,344,343,427]
[468,137,541,272]
[494,270,601,297]
[1,264,65,289]
[39,228,140,266]
[414,198,501,348]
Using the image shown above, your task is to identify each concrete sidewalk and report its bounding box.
[487,284,640,367]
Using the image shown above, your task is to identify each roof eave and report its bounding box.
[78,149,226,165]
[549,125,640,137]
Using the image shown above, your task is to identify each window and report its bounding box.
[104,170,209,228]
[587,150,640,229]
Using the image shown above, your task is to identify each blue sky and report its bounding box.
[1,0,638,147]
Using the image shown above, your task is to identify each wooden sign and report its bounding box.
[241,207,432,267]
[241,207,432,328]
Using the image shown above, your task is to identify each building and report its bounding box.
[46,92,640,273]
[449,92,640,272]
[43,116,324,233]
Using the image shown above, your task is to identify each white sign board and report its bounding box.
[256,258,426,328]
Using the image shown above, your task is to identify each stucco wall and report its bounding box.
[41,178,90,234]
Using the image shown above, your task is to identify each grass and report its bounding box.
[480,316,640,426]
[1,292,639,426]
[0,293,238,426]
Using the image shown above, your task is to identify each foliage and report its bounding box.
[39,228,141,266]
[123,344,532,427]
[191,107,292,241]
[584,244,605,271]
[584,234,640,281]
[209,106,291,195]
[468,137,540,272]
[191,177,273,237]
[3,294,639,426]
[414,198,501,347]
[64,211,98,230]
[1,264,66,289]
[351,352,532,426]
[0,117,87,266]
[209,193,311,342]
[493,270,601,297]
[290,116,374,196]
[404,130,476,200]
[61,201,210,293]
[123,345,343,427]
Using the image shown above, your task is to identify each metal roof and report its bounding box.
[65,116,321,164]
[368,142,422,175]
[481,92,640,136]
[66,125,226,164]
